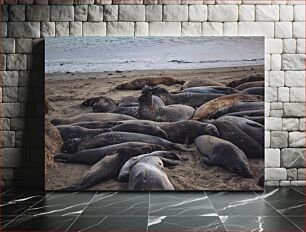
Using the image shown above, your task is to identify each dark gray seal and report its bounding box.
[195,135,252,178]
[235,81,264,91]
[70,121,123,129]
[242,87,264,96]
[55,142,165,165]
[181,79,224,89]
[160,120,219,144]
[151,86,224,107]
[111,106,139,118]
[225,109,264,117]
[56,125,109,141]
[62,132,192,154]
[244,116,264,125]
[226,74,264,88]
[180,86,238,95]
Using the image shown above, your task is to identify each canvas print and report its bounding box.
[45,37,265,191]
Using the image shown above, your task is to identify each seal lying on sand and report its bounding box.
[81,96,117,108]
[160,120,219,144]
[151,86,224,107]
[181,79,224,89]
[62,132,192,153]
[51,113,135,126]
[56,125,109,141]
[236,81,264,91]
[195,135,252,178]
[242,87,264,96]
[71,121,123,129]
[192,94,263,121]
[114,77,184,90]
[55,142,165,165]
[211,120,264,158]
[118,151,182,182]
[180,86,238,95]
[244,116,264,125]
[225,109,264,117]
[61,147,157,191]
[226,74,264,88]
[138,86,194,122]
[110,106,139,118]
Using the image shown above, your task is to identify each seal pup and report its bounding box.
[181,79,224,89]
[226,74,264,88]
[242,87,264,96]
[138,86,195,122]
[56,125,109,141]
[62,147,157,191]
[114,77,184,90]
[236,81,264,91]
[62,132,192,154]
[118,151,182,182]
[160,120,219,144]
[211,120,264,158]
[180,86,238,95]
[195,135,252,178]
[192,94,263,121]
[51,113,136,126]
[151,86,224,107]
[55,142,165,165]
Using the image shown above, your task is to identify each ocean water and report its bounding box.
[45,37,264,73]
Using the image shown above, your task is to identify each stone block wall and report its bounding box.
[0,0,305,187]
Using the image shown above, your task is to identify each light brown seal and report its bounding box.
[226,74,264,88]
[181,79,224,89]
[235,81,264,91]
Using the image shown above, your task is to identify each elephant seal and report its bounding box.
[62,132,192,154]
[62,147,157,191]
[56,125,109,141]
[195,135,252,178]
[217,116,264,145]
[55,142,165,165]
[51,113,136,126]
[114,77,184,90]
[118,96,139,107]
[111,106,139,118]
[226,74,264,88]
[110,123,168,139]
[180,86,238,95]
[70,121,123,129]
[138,86,195,122]
[244,116,264,125]
[160,120,219,144]
[226,109,264,117]
[211,120,264,158]
[192,94,263,121]
[151,86,224,107]
[181,79,224,89]
[236,81,264,91]
[207,102,264,119]
[242,87,264,96]
[118,151,182,182]
[82,96,117,110]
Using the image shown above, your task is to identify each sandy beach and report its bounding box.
[45,65,264,191]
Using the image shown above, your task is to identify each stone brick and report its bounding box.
[279,181,290,186]
[3,87,18,102]
[289,132,305,147]
[290,181,306,186]
[119,5,145,22]
[265,102,270,116]
[15,39,32,53]
[182,22,201,36]
[26,5,50,21]
[149,22,181,36]
[1,38,15,53]
[280,5,293,21]
[74,5,88,21]
[41,22,55,37]
[265,54,270,71]
[1,22,8,37]
[163,5,188,22]
[135,22,148,36]
[283,118,299,131]
[1,148,22,168]
[239,5,255,21]
[270,110,283,117]
[238,22,274,38]
[299,119,305,131]
[70,22,82,36]
[281,148,305,168]
[269,71,284,87]
[208,5,238,21]
[144,0,158,3]
[284,103,305,117]
[50,6,74,21]
[113,0,143,3]
[287,169,297,180]
[283,39,296,54]
[290,87,304,102]
[293,22,305,38]
[294,5,305,21]
[9,5,25,21]
[145,5,162,22]
[256,5,279,21]
[282,54,305,71]
[104,5,118,21]
[270,131,288,148]
[202,22,222,36]
[7,54,27,71]
[0,54,6,71]
[270,102,282,110]
[223,22,237,36]
[296,39,305,54]
[3,103,20,117]
[83,22,106,36]
[285,71,305,87]
[265,149,280,168]
[88,5,103,22]
[55,22,69,37]
[2,131,15,148]
[265,39,282,54]
[189,5,207,21]
[1,5,9,22]
[2,71,18,87]
[158,0,181,3]
[266,117,282,131]
[275,22,292,39]
[49,0,74,4]
[95,0,112,4]
[182,0,203,3]
[265,168,287,181]
[297,168,305,180]
[8,22,40,38]
[270,54,281,71]
[265,131,270,148]
[265,87,277,102]
[107,22,134,36]
[265,181,279,187]
[74,0,94,3]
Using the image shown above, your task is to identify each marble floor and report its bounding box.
[0,187,305,231]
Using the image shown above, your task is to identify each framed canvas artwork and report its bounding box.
[45,37,264,191]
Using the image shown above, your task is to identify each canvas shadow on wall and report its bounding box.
[45,37,265,191]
